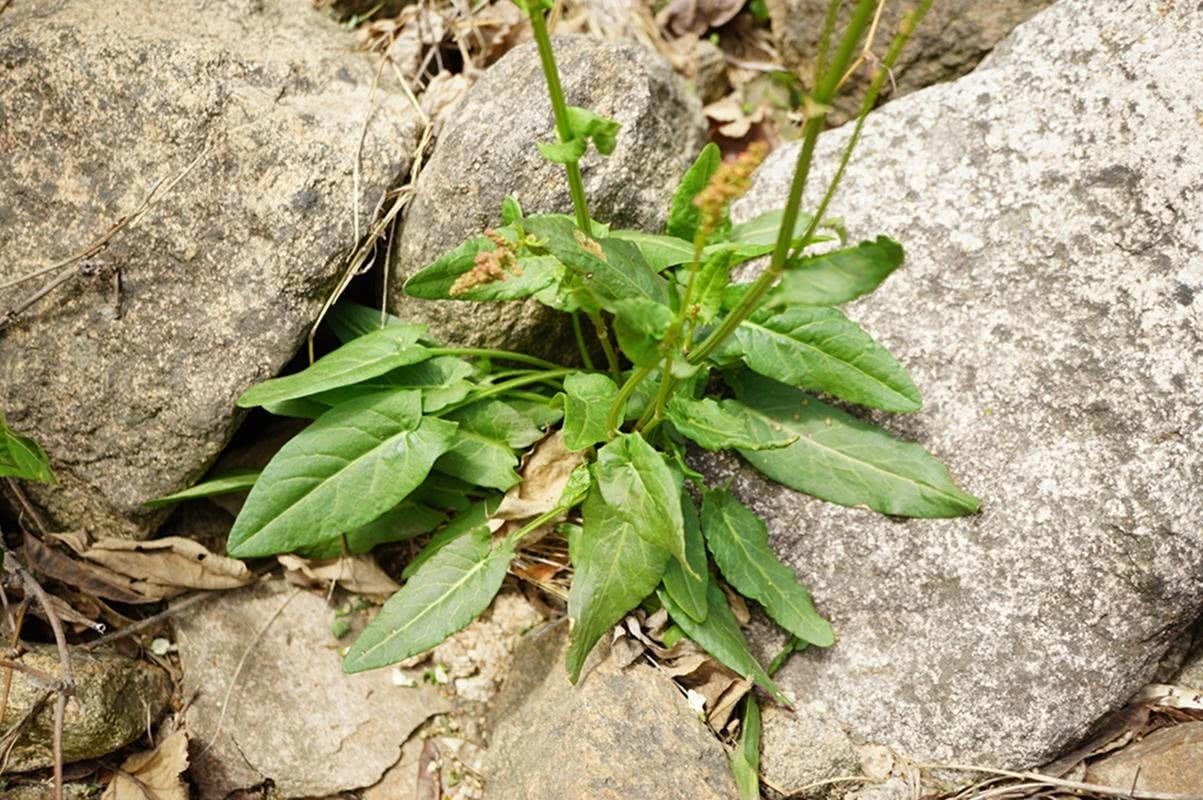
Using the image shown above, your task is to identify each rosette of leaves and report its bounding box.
[174,0,959,792]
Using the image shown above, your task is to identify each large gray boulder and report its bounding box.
[703,0,1203,790]
[766,0,1051,122]
[0,0,421,538]
[389,36,706,357]
[482,622,737,800]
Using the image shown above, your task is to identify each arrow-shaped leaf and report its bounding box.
[665,395,798,452]
[228,390,457,557]
[716,306,921,413]
[565,488,670,681]
[238,325,430,408]
[561,373,619,451]
[702,489,833,647]
[728,371,980,517]
[768,235,904,307]
[594,433,692,578]
[344,526,513,672]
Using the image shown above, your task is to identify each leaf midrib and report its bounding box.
[741,406,972,508]
[738,318,916,406]
[235,415,428,552]
[353,543,500,661]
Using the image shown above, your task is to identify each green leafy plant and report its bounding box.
[171,0,963,791]
[0,411,55,484]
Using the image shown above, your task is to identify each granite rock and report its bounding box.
[700,0,1203,790]
[0,646,171,773]
[765,0,1051,122]
[175,580,449,799]
[0,0,420,538]
[481,622,736,800]
[389,35,705,357]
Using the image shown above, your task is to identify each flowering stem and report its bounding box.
[527,7,592,238]
[686,0,881,368]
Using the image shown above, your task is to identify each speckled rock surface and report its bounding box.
[176,580,449,800]
[389,35,706,357]
[0,0,420,538]
[1,646,171,773]
[1085,723,1203,795]
[701,0,1203,790]
[482,622,737,800]
[765,0,1051,122]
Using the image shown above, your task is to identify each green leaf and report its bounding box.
[261,397,330,419]
[314,357,477,414]
[565,487,670,681]
[299,500,447,559]
[343,526,514,672]
[410,473,479,514]
[594,433,693,578]
[665,396,798,451]
[561,373,619,451]
[145,469,260,508]
[729,371,980,517]
[690,249,737,325]
[768,236,904,307]
[728,208,815,247]
[702,489,833,647]
[402,500,496,579]
[326,301,410,343]
[612,297,675,368]
[608,230,695,271]
[716,306,921,413]
[0,416,55,484]
[730,697,762,800]
[506,397,565,429]
[227,391,457,557]
[667,142,721,240]
[523,215,671,310]
[404,228,560,302]
[238,325,430,408]
[566,106,620,155]
[661,491,708,623]
[660,583,787,704]
[536,137,587,164]
[501,195,524,226]
[435,400,543,490]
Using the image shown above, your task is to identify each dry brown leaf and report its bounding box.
[490,431,586,527]
[420,71,471,121]
[53,532,254,595]
[463,0,527,68]
[102,730,189,800]
[704,94,770,139]
[278,553,401,601]
[656,0,744,38]
[23,532,154,604]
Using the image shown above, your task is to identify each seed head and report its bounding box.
[693,142,769,236]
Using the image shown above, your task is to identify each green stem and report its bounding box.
[527,8,593,238]
[441,369,575,414]
[686,0,879,368]
[428,347,565,371]
[635,358,675,431]
[571,312,595,370]
[587,310,622,382]
[505,503,572,548]
[608,366,652,435]
[502,389,558,404]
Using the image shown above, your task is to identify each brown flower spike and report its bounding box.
[693,142,769,236]
[449,230,524,296]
